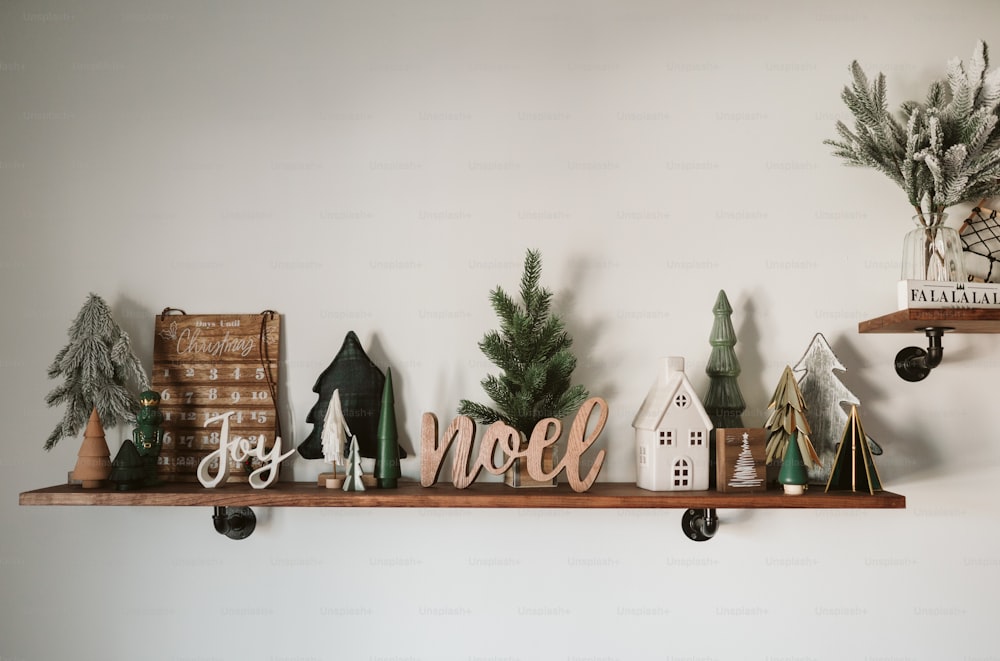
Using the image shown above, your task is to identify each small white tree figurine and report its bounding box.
[342,435,366,492]
[320,389,351,489]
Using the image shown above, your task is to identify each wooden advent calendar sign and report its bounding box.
[152,310,280,482]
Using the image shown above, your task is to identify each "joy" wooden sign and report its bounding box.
[420,396,608,492]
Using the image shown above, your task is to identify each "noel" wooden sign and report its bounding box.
[420,396,608,492]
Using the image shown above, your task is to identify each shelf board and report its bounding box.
[19,481,905,510]
[859,308,1000,334]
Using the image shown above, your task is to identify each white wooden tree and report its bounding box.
[321,389,351,482]
[342,435,366,492]
[793,333,881,484]
[728,432,763,489]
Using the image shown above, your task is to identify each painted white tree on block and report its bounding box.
[342,435,366,492]
[793,333,882,485]
[728,432,763,489]
[321,389,351,486]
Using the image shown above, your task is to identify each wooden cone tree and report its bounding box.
[825,405,884,495]
[72,408,112,488]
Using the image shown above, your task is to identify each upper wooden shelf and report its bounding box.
[19,481,905,510]
[859,308,1000,334]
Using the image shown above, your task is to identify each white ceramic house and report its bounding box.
[632,356,714,491]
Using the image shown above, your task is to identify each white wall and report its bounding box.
[3,1,999,659]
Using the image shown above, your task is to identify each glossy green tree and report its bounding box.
[374,367,401,489]
[704,289,746,428]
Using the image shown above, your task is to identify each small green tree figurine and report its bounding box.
[374,367,401,489]
[778,431,808,495]
[458,249,589,485]
[45,293,149,450]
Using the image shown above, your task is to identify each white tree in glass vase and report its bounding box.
[825,41,1000,280]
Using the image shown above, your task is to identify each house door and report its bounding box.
[672,457,691,489]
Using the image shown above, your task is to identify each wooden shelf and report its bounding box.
[859,308,1000,333]
[19,481,905,510]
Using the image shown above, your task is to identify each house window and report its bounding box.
[689,430,704,446]
[639,446,647,465]
[673,393,690,409]
[658,430,674,446]
[672,458,690,487]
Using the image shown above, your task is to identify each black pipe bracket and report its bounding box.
[895,327,951,381]
[681,508,719,541]
[212,506,256,540]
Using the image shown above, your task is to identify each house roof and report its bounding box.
[632,357,714,431]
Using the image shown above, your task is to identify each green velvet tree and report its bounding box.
[44,293,149,450]
[458,249,588,437]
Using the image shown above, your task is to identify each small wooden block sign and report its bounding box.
[716,428,767,493]
[420,397,608,493]
[152,310,280,483]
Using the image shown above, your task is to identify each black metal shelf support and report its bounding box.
[681,508,718,541]
[212,506,256,540]
[894,327,950,381]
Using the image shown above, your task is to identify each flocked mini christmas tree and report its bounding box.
[45,293,149,450]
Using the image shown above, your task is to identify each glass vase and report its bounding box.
[901,212,966,282]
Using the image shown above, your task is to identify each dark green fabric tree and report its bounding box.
[458,249,588,436]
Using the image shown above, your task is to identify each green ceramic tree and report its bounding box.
[704,290,746,428]
[778,430,808,495]
[374,367,401,488]
[703,290,746,489]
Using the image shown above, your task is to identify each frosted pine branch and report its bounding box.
[826,41,1000,212]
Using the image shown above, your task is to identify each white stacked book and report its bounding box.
[897,280,1000,310]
